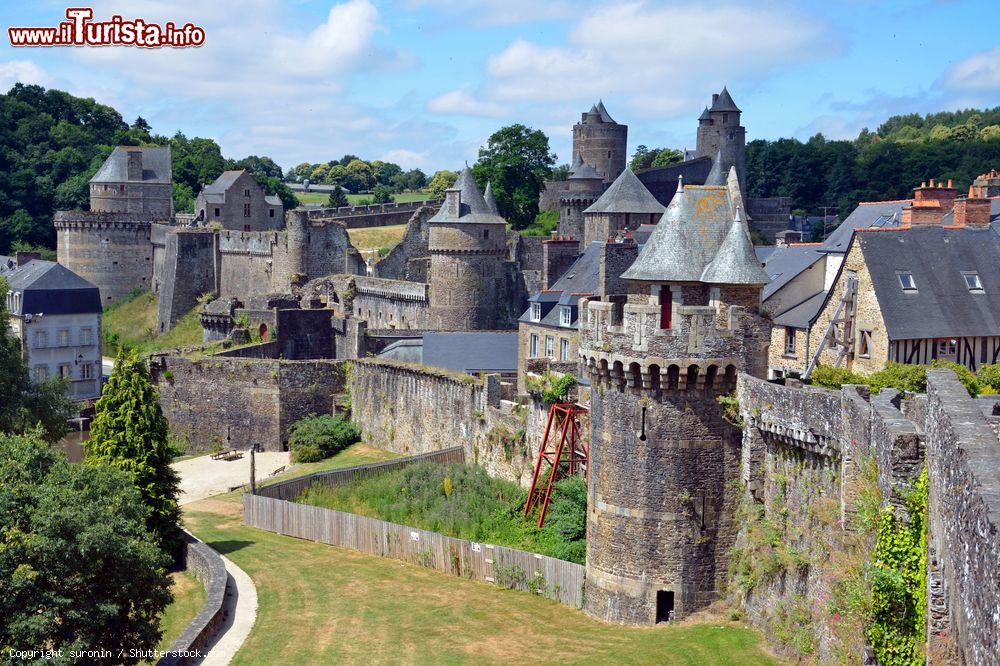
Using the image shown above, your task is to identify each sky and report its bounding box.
[1,0,998,175]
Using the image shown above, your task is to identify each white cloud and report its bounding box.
[404,0,576,27]
[427,90,507,117]
[481,1,833,117]
[0,60,51,90]
[942,46,1000,92]
[379,148,428,169]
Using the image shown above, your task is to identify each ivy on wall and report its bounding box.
[867,468,928,666]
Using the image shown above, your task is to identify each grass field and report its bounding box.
[156,571,205,652]
[183,445,777,665]
[347,224,408,253]
[102,290,204,356]
[294,191,434,206]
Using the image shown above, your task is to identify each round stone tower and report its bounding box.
[695,87,746,192]
[557,156,605,245]
[427,167,508,330]
[572,101,628,184]
[285,208,310,282]
[578,178,771,625]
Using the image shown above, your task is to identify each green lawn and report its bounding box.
[347,224,408,253]
[156,571,205,652]
[294,191,434,206]
[102,290,204,356]
[184,445,777,665]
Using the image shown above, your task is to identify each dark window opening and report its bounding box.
[659,288,672,329]
[244,225,251,232]
[656,591,674,623]
[214,207,220,217]
[483,229,489,239]
[244,203,251,217]
[269,209,275,218]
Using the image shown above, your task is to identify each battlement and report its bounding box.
[353,275,429,302]
[54,210,164,229]
[305,200,442,221]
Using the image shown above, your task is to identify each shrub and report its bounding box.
[289,413,361,463]
[977,364,1000,393]
[809,365,866,390]
[527,371,577,404]
[867,362,927,394]
[810,361,979,397]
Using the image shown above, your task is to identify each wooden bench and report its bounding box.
[221,451,244,461]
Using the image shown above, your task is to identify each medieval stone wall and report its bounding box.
[155,230,217,333]
[305,200,441,229]
[372,206,435,282]
[151,353,345,452]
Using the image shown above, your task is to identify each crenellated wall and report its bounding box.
[305,200,441,229]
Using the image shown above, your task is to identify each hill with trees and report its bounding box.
[0,84,296,255]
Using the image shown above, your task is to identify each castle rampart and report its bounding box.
[305,200,442,229]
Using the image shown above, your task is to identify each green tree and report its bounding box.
[344,159,375,192]
[550,163,571,181]
[472,123,556,229]
[371,184,394,204]
[253,173,298,211]
[650,148,683,168]
[630,145,661,171]
[288,413,360,463]
[0,432,172,659]
[0,278,74,442]
[173,182,195,213]
[86,349,181,557]
[427,170,459,198]
[327,185,349,207]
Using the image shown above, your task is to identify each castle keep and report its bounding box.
[578,168,772,623]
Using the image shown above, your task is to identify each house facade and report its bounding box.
[2,253,103,401]
[194,170,284,232]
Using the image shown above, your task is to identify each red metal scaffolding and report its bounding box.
[524,402,589,528]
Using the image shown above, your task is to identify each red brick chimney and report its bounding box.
[952,186,992,229]
[901,179,958,227]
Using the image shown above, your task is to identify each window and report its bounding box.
[119,184,125,193]
[81,363,93,380]
[57,329,70,347]
[529,334,538,357]
[937,338,957,358]
[858,330,872,358]
[34,330,47,348]
[244,225,251,232]
[244,188,251,197]
[244,203,251,217]
[545,336,555,358]
[530,302,541,322]
[269,209,275,218]
[963,272,983,291]
[560,306,572,326]
[80,328,93,345]
[483,229,489,239]
[33,366,48,381]
[784,327,796,355]
[659,288,672,329]
[560,338,570,361]
[58,364,72,379]
[898,273,916,291]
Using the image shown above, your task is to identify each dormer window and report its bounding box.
[530,302,541,322]
[963,272,983,292]
[898,273,916,292]
[560,306,572,326]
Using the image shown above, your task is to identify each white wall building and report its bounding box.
[2,253,103,401]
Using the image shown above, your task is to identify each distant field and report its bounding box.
[347,224,408,253]
[294,190,434,206]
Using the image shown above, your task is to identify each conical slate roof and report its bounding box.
[595,100,616,123]
[704,147,726,186]
[710,86,740,113]
[620,175,734,282]
[430,165,504,223]
[570,161,601,180]
[584,168,665,215]
[569,154,584,174]
[484,181,500,215]
[701,207,769,285]
[698,107,711,121]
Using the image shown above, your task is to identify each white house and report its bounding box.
[2,253,103,401]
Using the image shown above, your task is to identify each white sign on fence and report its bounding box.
[410,531,420,542]
[471,542,482,552]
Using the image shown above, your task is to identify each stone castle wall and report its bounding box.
[156,231,218,333]
[305,200,441,229]
[151,353,345,452]
[372,206,435,282]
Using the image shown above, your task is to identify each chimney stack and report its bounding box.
[15,251,41,267]
[902,179,959,227]
[953,187,992,229]
[442,188,461,218]
[126,150,143,181]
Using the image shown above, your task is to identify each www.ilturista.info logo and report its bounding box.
[8,8,205,48]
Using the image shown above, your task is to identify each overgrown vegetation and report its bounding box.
[868,469,928,666]
[520,209,558,237]
[297,462,587,564]
[288,413,361,464]
[102,290,207,355]
[526,371,577,404]
[809,360,992,396]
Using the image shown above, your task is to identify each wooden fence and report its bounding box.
[255,447,465,502]
[243,449,585,608]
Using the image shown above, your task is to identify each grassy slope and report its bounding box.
[102,291,203,356]
[156,571,206,652]
[184,446,776,665]
[347,224,408,252]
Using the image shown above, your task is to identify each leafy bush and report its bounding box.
[809,365,866,390]
[526,371,577,404]
[297,462,586,563]
[976,364,1000,392]
[289,413,361,463]
[867,363,928,394]
[810,361,979,396]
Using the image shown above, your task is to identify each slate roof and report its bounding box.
[264,195,282,207]
[820,201,908,253]
[710,86,741,113]
[584,168,664,215]
[484,182,500,215]
[701,207,770,285]
[520,241,602,327]
[91,146,172,184]
[773,291,826,329]
[595,100,616,123]
[622,169,758,282]
[698,107,711,121]
[858,225,1000,340]
[421,332,519,373]
[430,166,505,224]
[570,162,601,180]
[703,148,726,186]
[376,338,423,364]
[0,259,101,316]
[760,243,826,300]
[203,170,245,194]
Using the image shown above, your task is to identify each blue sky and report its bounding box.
[1,0,997,174]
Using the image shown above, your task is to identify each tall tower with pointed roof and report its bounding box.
[572,101,628,184]
[695,87,746,191]
[578,168,771,624]
[426,167,509,330]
